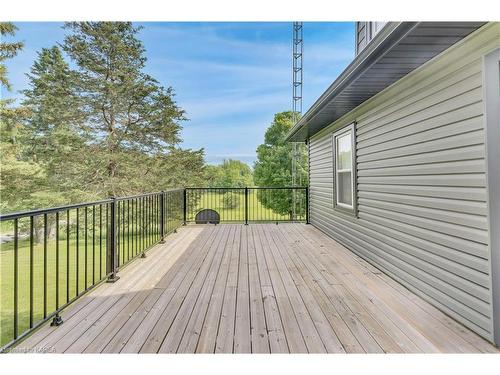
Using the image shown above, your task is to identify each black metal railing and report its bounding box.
[0,189,184,351]
[185,187,308,224]
[0,186,307,351]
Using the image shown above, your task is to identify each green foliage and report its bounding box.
[0,22,24,90]
[22,46,93,206]
[222,191,239,209]
[205,159,253,188]
[0,23,43,213]
[253,111,308,217]
[0,101,46,212]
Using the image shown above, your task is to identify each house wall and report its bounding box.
[355,22,369,55]
[355,22,387,55]
[308,23,500,342]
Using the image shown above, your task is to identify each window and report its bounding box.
[332,124,356,213]
[370,22,387,38]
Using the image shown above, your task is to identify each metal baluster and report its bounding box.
[107,197,119,282]
[43,214,48,318]
[66,210,70,303]
[51,212,63,326]
[92,206,96,284]
[84,207,88,289]
[29,216,34,328]
[13,218,19,339]
[76,208,79,295]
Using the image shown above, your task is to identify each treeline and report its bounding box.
[1,22,205,213]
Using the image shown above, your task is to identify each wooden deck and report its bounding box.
[16,224,498,353]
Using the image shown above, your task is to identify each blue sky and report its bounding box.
[3,22,355,165]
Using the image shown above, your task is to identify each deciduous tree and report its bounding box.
[253,111,308,218]
[206,159,253,188]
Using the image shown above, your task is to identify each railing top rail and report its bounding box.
[186,186,308,190]
[0,188,185,221]
[114,188,183,201]
[0,187,307,221]
[0,199,114,221]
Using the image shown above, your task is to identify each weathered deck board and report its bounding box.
[14,224,499,353]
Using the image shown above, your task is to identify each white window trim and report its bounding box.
[332,123,357,215]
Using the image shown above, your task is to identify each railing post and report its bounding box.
[245,187,249,225]
[107,197,120,282]
[160,191,166,243]
[183,188,187,225]
[305,187,310,224]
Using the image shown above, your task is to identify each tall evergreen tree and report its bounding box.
[62,22,186,196]
[22,46,93,204]
[0,22,24,90]
[0,22,44,212]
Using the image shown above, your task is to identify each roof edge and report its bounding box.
[286,22,419,142]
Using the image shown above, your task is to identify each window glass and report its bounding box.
[337,171,353,206]
[336,132,352,170]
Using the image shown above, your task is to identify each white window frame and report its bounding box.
[332,123,357,215]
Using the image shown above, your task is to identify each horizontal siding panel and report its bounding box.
[357,86,482,139]
[358,191,487,216]
[357,101,483,147]
[357,116,483,156]
[309,167,332,176]
[358,174,486,187]
[358,145,485,169]
[358,184,487,201]
[310,143,330,154]
[358,159,485,177]
[309,155,333,168]
[309,150,331,162]
[357,130,485,163]
[358,197,488,230]
[358,207,489,249]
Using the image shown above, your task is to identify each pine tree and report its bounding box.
[22,46,93,204]
[0,22,44,213]
[62,22,187,197]
[0,22,24,90]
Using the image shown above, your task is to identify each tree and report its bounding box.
[253,111,308,218]
[62,22,187,197]
[205,159,253,188]
[0,22,43,213]
[22,46,93,205]
[0,22,24,90]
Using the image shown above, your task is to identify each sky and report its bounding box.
[3,22,355,165]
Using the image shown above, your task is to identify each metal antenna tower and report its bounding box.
[292,21,303,124]
[292,21,303,220]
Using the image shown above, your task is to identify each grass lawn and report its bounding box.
[186,190,303,222]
